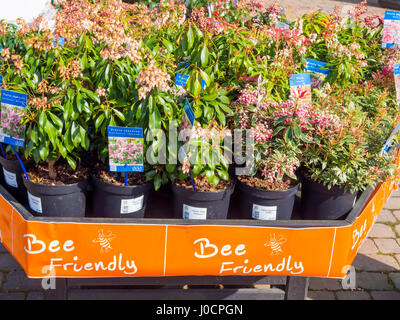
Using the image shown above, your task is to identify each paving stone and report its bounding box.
[371,291,400,300]
[374,239,400,254]
[336,291,371,300]
[393,211,400,221]
[353,254,399,271]
[309,277,342,290]
[383,196,400,210]
[395,224,400,237]
[389,273,400,290]
[307,291,336,300]
[0,254,22,271]
[368,224,396,238]
[27,292,45,300]
[359,239,379,254]
[3,271,43,291]
[377,210,397,223]
[356,272,393,290]
[391,189,400,198]
[0,292,25,300]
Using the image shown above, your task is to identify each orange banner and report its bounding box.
[0,172,397,279]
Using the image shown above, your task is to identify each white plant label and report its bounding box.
[28,192,42,214]
[3,168,17,188]
[183,204,207,220]
[252,204,277,220]
[120,195,144,214]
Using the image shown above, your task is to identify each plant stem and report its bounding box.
[48,156,60,180]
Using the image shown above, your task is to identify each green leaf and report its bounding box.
[200,45,209,67]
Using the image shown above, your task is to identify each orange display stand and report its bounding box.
[0,153,399,280]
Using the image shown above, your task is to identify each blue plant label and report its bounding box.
[184,99,195,127]
[275,22,289,29]
[175,73,190,86]
[0,90,27,148]
[382,10,400,48]
[175,73,206,89]
[289,73,311,86]
[395,64,400,103]
[177,61,189,69]
[381,121,400,155]
[0,75,3,87]
[108,126,144,173]
[289,73,312,104]
[52,36,65,47]
[306,59,331,76]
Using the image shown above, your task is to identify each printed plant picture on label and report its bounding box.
[0,104,24,141]
[109,137,143,166]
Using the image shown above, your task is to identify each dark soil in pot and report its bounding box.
[300,175,357,220]
[235,175,299,220]
[0,151,33,204]
[23,164,88,217]
[172,177,235,220]
[90,164,152,218]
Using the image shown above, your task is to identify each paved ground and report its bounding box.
[273,0,388,18]
[0,0,399,301]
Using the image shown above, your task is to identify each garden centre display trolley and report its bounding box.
[0,149,398,300]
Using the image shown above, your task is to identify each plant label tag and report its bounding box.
[2,168,17,188]
[184,99,195,127]
[178,147,187,163]
[108,126,144,173]
[381,120,400,155]
[306,59,331,77]
[382,10,400,48]
[275,21,289,29]
[252,204,277,220]
[28,192,42,214]
[183,204,207,220]
[120,195,144,214]
[289,73,311,105]
[52,36,65,47]
[394,64,400,104]
[175,73,206,89]
[0,90,27,148]
[0,75,3,87]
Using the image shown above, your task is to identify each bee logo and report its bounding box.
[93,230,116,253]
[264,233,287,256]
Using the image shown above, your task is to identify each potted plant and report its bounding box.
[233,84,316,220]
[170,120,234,220]
[0,43,33,203]
[18,26,97,217]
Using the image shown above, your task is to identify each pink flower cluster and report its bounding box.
[190,7,227,35]
[136,61,171,100]
[109,137,143,165]
[309,109,343,136]
[237,84,266,107]
[260,153,299,184]
[251,124,273,144]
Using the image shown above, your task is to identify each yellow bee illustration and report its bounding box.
[93,229,116,253]
[264,233,287,256]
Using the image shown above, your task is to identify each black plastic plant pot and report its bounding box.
[171,182,235,220]
[300,176,357,220]
[236,180,299,220]
[90,175,152,218]
[0,156,33,204]
[22,176,88,217]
